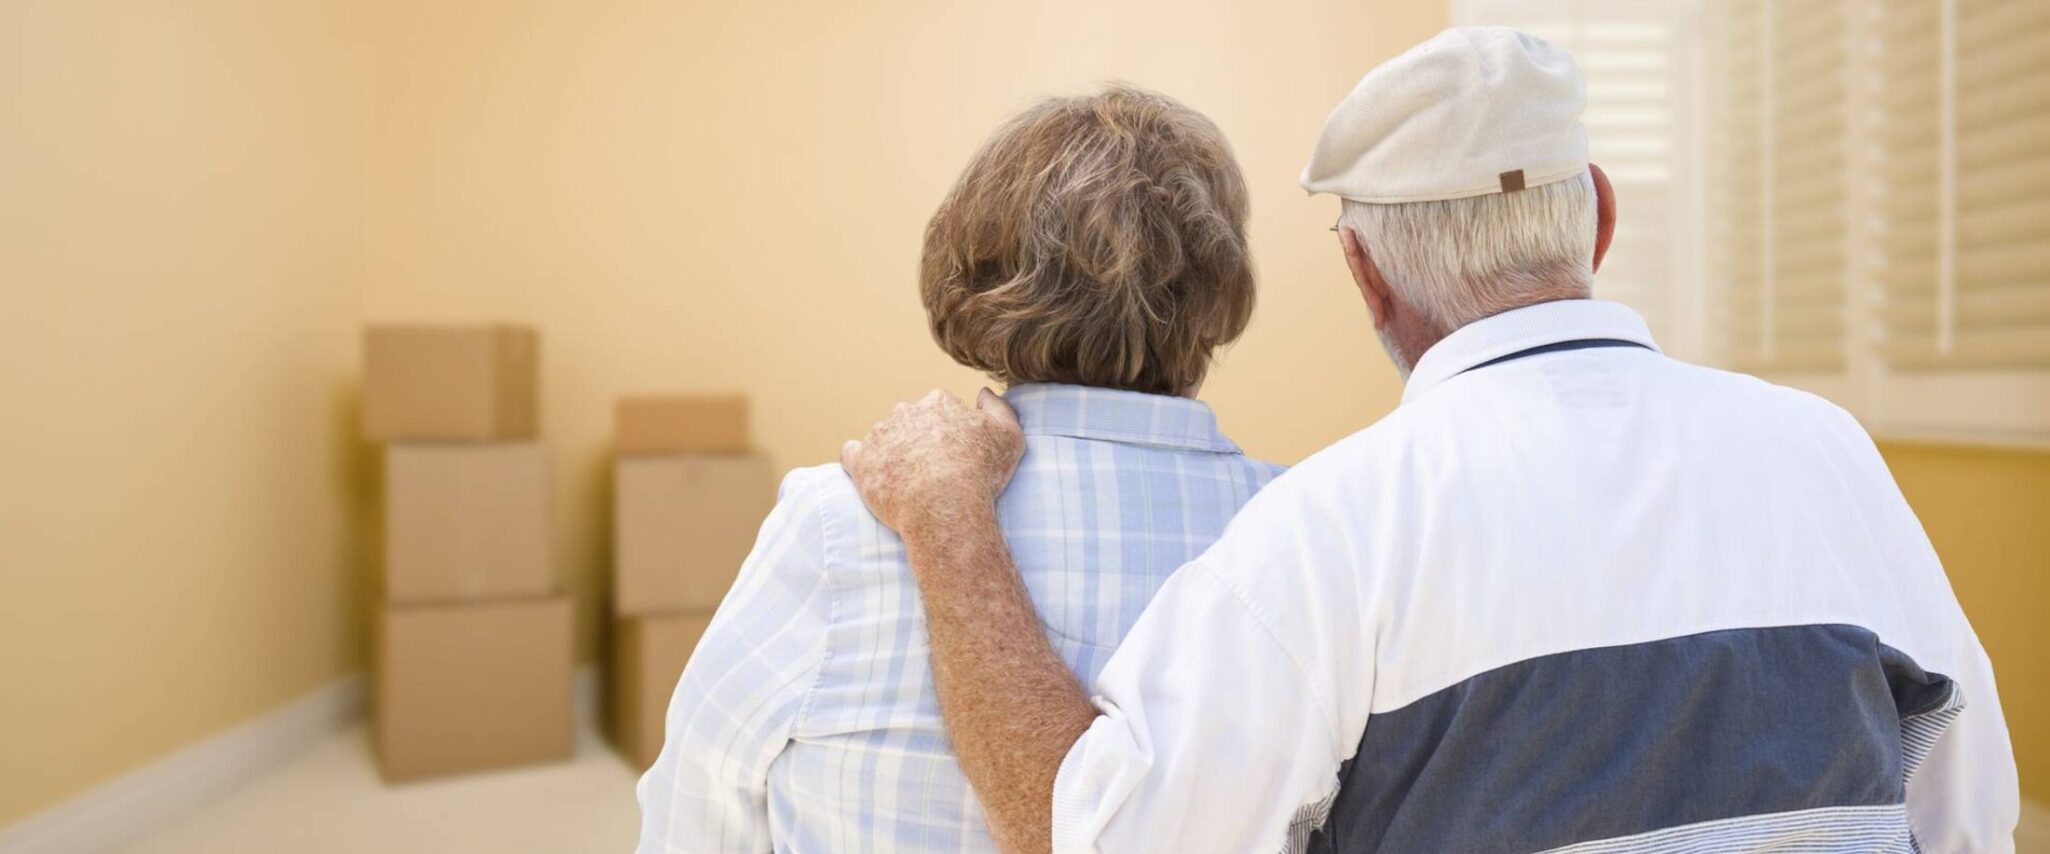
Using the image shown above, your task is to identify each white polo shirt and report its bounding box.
[1049,299,2019,853]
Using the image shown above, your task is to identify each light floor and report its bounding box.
[118,724,640,854]
[108,721,2050,853]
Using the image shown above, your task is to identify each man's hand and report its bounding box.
[840,388,1025,541]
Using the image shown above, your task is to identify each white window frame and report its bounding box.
[1457,0,2050,450]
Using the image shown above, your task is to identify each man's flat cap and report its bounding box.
[1301,26,1588,204]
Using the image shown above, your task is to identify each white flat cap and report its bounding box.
[1300,26,1587,204]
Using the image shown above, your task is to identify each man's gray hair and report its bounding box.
[1339,171,1595,333]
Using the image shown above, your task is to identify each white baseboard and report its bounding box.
[574,663,600,733]
[0,676,364,854]
[0,663,599,854]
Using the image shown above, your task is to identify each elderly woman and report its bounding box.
[636,85,1279,853]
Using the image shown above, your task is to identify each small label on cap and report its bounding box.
[1499,170,1527,192]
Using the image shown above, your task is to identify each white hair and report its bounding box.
[1339,171,1596,333]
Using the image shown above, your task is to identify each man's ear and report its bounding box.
[1339,226,1393,330]
[1591,162,1616,274]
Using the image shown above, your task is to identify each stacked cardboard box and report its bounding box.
[610,395,776,769]
[363,325,572,782]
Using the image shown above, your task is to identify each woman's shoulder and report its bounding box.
[775,462,872,522]
[771,462,900,557]
[771,465,927,713]
[778,452,1288,547]
[776,461,858,505]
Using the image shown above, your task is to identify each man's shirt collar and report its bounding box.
[1402,299,1661,404]
[1005,384,1241,454]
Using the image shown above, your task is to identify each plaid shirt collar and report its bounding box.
[1004,383,1241,455]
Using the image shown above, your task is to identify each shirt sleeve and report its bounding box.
[1816,406,2020,852]
[1050,477,1375,854]
[1905,627,2018,854]
[1884,505,2020,853]
[636,469,834,854]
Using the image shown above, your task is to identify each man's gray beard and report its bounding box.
[1376,324,1416,381]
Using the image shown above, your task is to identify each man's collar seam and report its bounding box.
[1399,300,1660,403]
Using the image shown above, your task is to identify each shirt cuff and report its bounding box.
[1051,705,1151,854]
[1050,729,1099,854]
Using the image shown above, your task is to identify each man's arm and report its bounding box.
[1816,410,2020,850]
[844,389,1358,853]
[903,502,1099,853]
[841,390,1096,854]
[1904,633,2019,853]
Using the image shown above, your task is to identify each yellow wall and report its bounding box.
[1,0,1445,824]
[8,0,2045,831]
[0,0,372,824]
[362,0,1446,662]
[1880,442,2050,803]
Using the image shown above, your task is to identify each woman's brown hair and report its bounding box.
[920,85,1255,395]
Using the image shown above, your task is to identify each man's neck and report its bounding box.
[1395,294,1593,374]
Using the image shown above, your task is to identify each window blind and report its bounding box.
[1874,0,2050,371]
[1708,0,1852,374]
[1458,0,1693,354]
[1705,0,1768,369]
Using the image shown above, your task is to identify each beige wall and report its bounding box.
[9,0,2045,831]
[0,0,1446,824]
[363,0,1448,662]
[0,0,372,824]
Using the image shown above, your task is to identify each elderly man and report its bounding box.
[838,27,2021,854]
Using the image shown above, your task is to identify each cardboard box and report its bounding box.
[614,395,749,455]
[375,596,573,782]
[614,455,777,614]
[610,613,713,770]
[363,325,538,441]
[385,444,552,604]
